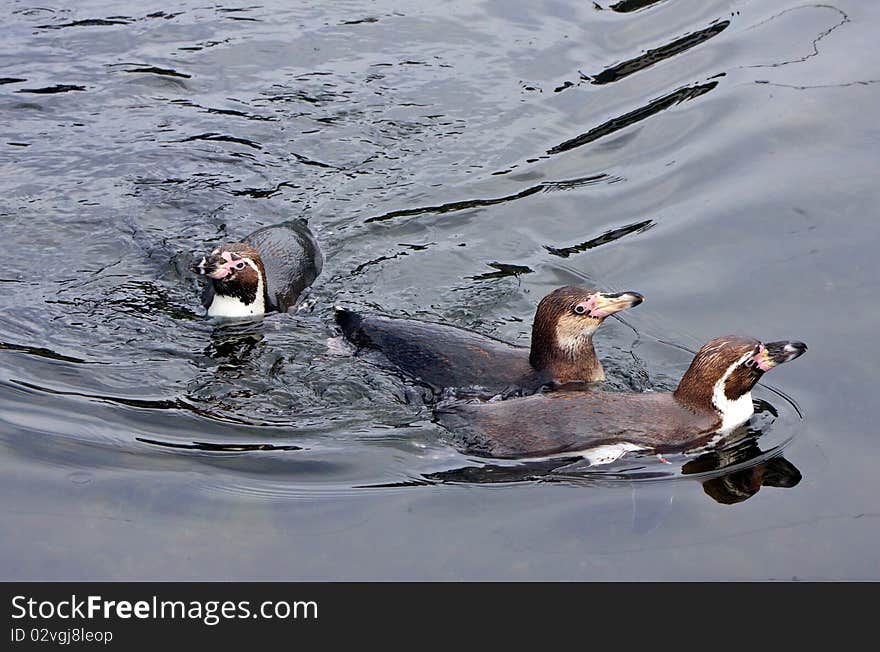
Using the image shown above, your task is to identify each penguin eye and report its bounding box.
[235,262,245,270]
[573,303,589,315]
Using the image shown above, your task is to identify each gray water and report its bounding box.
[1,0,877,580]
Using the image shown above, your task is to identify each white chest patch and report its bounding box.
[207,261,265,318]
[520,442,647,465]
[712,351,755,433]
[576,442,647,466]
[554,323,598,358]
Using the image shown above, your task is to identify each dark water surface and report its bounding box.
[1,0,878,580]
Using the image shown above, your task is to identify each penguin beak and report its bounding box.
[191,253,223,277]
[590,291,644,318]
[760,341,807,368]
[191,257,211,275]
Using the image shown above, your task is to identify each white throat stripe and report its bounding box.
[207,258,266,318]
[712,351,755,433]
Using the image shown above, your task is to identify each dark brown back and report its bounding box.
[436,391,721,458]
[245,219,322,311]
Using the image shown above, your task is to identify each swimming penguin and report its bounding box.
[191,219,322,318]
[435,335,807,460]
[335,285,644,397]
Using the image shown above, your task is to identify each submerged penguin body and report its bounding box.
[336,309,544,394]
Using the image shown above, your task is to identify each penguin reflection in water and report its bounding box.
[682,441,802,505]
[418,440,802,506]
[191,219,322,319]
